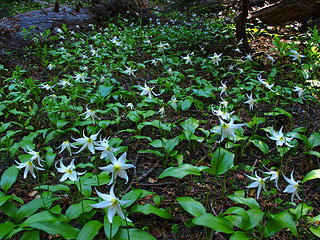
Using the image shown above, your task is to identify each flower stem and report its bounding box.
[35,169,47,209]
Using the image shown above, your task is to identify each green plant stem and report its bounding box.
[35,169,47,209]
[110,222,112,240]
[124,215,130,240]
[78,176,85,215]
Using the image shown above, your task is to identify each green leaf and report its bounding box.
[114,228,156,240]
[224,207,251,230]
[250,140,269,154]
[77,220,102,240]
[98,85,113,97]
[308,132,320,149]
[45,152,56,167]
[149,139,163,148]
[104,215,121,238]
[309,214,320,223]
[192,213,233,233]
[0,221,16,239]
[65,200,96,220]
[138,149,163,157]
[1,166,19,192]
[122,189,143,208]
[38,184,70,193]
[56,120,68,129]
[289,203,313,220]
[302,169,320,183]
[304,150,320,158]
[21,230,40,240]
[21,210,67,227]
[274,210,298,237]
[127,111,140,123]
[28,222,79,239]
[130,203,171,219]
[205,147,234,176]
[158,164,209,179]
[177,197,206,217]
[180,99,192,111]
[246,209,264,229]
[310,226,320,237]
[228,193,260,210]
[181,117,199,133]
[230,231,251,240]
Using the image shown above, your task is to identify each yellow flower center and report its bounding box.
[279,136,284,141]
[113,163,121,173]
[64,140,69,144]
[26,161,33,166]
[111,197,118,207]
[65,169,73,174]
[222,124,229,130]
[87,138,93,144]
[258,179,264,184]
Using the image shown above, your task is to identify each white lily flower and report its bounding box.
[283,171,301,203]
[126,103,134,110]
[211,118,244,142]
[157,42,169,52]
[74,73,86,82]
[220,98,228,108]
[289,50,305,63]
[158,106,165,116]
[15,159,44,179]
[96,137,120,159]
[209,53,222,66]
[58,79,72,87]
[55,159,85,182]
[267,126,294,147]
[81,105,100,125]
[293,86,304,99]
[47,64,55,70]
[73,130,101,154]
[140,83,159,99]
[182,54,192,64]
[90,184,131,223]
[244,93,256,110]
[228,64,235,71]
[40,83,54,91]
[123,66,137,77]
[245,53,253,62]
[57,140,77,156]
[220,81,228,97]
[245,171,269,199]
[211,106,234,120]
[24,147,44,167]
[257,74,276,92]
[263,168,280,190]
[99,152,134,185]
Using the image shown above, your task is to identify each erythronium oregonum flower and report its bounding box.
[140,83,160,99]
[220,81,228,97]
[126,103,134,110]
[99,152,134,185]
[40,83,54,91]
[211,106,234,120]
[47,64,55,70]
[158,106,165,116]
[245,53,253,62]
[73,130,101,154]
[24,147,44,167]
[209,53,222,66]
[289,50,305,63]
[293,86,305,99]
[157,42,169,52]
[90,184,131,223]
[182,53,192,64]
[57,140,77,156]
[263,168,280,189]
[55,159,86,182]
[58,79,72,87]
[245,171,269,199]
[257,74,276,92]
[267,54,275,64]
[283,171,301,203]
[81,105,100,125]
[123,66,137,77]
[211,118,245,142]
[74,73,86,82]
[15,159,44,179]
[220,98,228,108]
[244,93,256,110]
[267,126,294,147]
[96,138,120,159]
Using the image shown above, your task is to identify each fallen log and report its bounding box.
[250,0,320,25]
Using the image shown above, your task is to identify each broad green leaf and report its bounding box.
[250,140,269,154]
[138,149,163,157]
[177,197,206,217]
[224,207,251,230]
[206,147,234,176]
[21,211,68,227]
[130,203,171,219]
[302,169,320,183]
[309,214,320,223]
[114,228,156,240]
[274,210,298,237]
[77,220,102,240]
[180,99,192,111]
[149,139,163,148]
[158,164,209,179]
[98,85,113,97]
[0,221,16,239]
[127,111,140,123]
[289,203,313,220]
[28,222,79,239]
[164,137,179,152]
[304,150,320,158]
[56,120,68,129]
[310,226,320,237]
[181,117,199,133]
[21,230,40,240]
[264,215,282,238]
[38,184,70,193]
[246,209,264,229]
[45,152,56,167]
[122,189,143,208]
[104,215,121,238]
[192,213,234,233]
[228,193,260,210]
[307,132,320,149]
[0,195,12,207]
[65,200,96,220]
[1,166,19,192]
[230,231,251,240]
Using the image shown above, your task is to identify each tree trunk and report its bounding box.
[236,0,250,53]
[250,0,320,25]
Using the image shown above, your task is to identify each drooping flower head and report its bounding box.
[55,159,86,182]
[283,171,301,204]
[245,171,269,199]
[73,130,101,154]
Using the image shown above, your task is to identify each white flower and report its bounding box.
[74,73,86,82]
[81,105,100,125]
[24,147,44,167]
[257,74,276,92]
[245,53,253,62]
[267,126,294,147]
[167,68,173,75]
[140,83,159,99]
[47,64,55,70]
[293,86,304,99]
[90,184,131,223]
[99,152,134,185]
[283,171,301,203]
[15,160,44,179]
[220,98,228,108]
[56,28,63,34]
[245,171,269,199]
[211,118,244,142]
[158,106,165,116]
[267,54,275,64]
[182,54,192,64]
[157,42,169,52]
[55,159,85,182]
[211,106,234,120]
[244,93,255,110]
[126,103,134,110]
[73,130,101,154]
[228,64,235,71]
[263,168,280,189]
[58,79,72,87]
[96,138,120,159]
[220,81,228,97]
[40,83,54,91]
[289,50,305,63]
[123,66,137,77]
[209,53,222,66]
[57,140,77,156]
